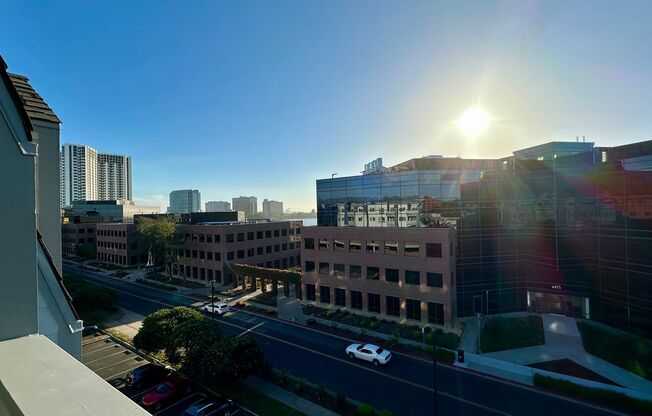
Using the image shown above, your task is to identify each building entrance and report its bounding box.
[527,291,589,319]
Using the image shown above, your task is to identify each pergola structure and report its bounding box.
[232,263,302,298]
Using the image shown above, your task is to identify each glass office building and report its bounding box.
[316,141,652,335]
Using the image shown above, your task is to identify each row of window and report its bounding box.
[62,237,94,244]
[184,228,300,244]
[176,242,298,262]
[98,240,129,250]
[173,255,302,282]
[97,229,127,237]
[62,227,94,234]
[304,238,445,258]
[305,284,445,324]
[304,262,444,288]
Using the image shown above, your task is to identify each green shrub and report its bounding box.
[378,410,394,416]
[533,374,652,414]
[411,330,422,340]
[425,346,456,363]
[360,319,369,328]
[369,321,379,330]
[356,403,375,416]
[316,384,329,401]
[306,318,316,325]
[277,368,290,385]
[480,315,544,353]
[296,378,307,393]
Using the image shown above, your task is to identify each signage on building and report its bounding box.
[551,284,562,290]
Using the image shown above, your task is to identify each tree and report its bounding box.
[75,242,96,260]
[133,307,203,358]
[170,318,221,365]
[136,217,179,278]
[184,335,264,383]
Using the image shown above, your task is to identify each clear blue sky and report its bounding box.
[2,0,652,211]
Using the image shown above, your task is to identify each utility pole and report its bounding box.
[432,328,438,416]
[210,279,215,321]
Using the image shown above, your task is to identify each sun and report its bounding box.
[457,107,490,137]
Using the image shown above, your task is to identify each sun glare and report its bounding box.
[457,107,489,137]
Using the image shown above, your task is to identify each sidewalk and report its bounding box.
[470,314,652,394]
[277,285,306,324]
[104,308,146,340]
[245,377,339,416]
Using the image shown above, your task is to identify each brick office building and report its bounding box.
[61,223,96,256]
[301,226,456,327]
[95,223,146,266]
[170,220,302,287]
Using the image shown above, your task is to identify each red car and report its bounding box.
[140,375,192,411]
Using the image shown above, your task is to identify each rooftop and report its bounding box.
[8,73,61,124]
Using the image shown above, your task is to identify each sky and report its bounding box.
[2,0,652,211]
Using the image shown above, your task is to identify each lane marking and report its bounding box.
[83,345,125,362]
[103,362,147,383]
[84,345,131,366]
[80,275,623,416]
[236,322,265,338]
[94,355,141,373]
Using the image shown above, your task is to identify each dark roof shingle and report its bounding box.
[8,73,61,124]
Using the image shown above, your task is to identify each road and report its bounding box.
[64,265,625,416]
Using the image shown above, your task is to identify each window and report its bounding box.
[227,251,234,261]
[405,242,420,256]
[282,243,287,251]
[215,252,221,261]
[306,284,316,301]
[366,240,380,254]
[214,270,222,283]
[257,247,264,255]
[320,286,331,304]
[192,250,198,259]
[247,232,254,241]
[200,268,206,280]
[334,239,346,252]
[266,245,272,253]
[247,248,254,257]
[428,302,444,325]
[385,268,399,283]
[207,252,213,260]
[349,265,362,278]
[304,238,315,250]
[319,238,329,251]
[265,230,272,238]
[199,234,205,242]
[208,269,213,280]
[207,235,213,243]
[237,233,244,242]
[367,293,380,313]
[384,241,398,255]
[406,299,421,321]
[319,262,330,274]
[350,291,362,310]
[367,266,380,280]
[237,250,245,259]
[305,261,315,272]
[334,288,346,307]
[426,243,442,258]
[257,231,263,239]
[274,244,280,252]
[282,229,287,236]
[405,270,420,285]
[226,234,234,243]
[199,251,205,260]
[386,296,400,317]
[274,229,280,237]
[334,263,345,278]
[349,240,362,253]
[427,272,443,288]
[214,234,221,243]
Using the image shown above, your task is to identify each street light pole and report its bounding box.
[210,279,215,321]
[432,328,438,416]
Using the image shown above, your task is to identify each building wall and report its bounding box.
[60,144,98,206]
[61,223,96,256]
[70,200,160,222]
[0,80,38,341]
[33,119,62,272]
[263,199,284,218]
[98,153,132,201]
[169,189,201,213]
[301,226,456,327]
[205,201,231,212]
[172,221,302,286]
[96,223,145,266]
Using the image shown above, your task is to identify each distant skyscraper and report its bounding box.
[168,189,201,213]
[60,144,133,207]
[97,153,132,201]
[232,196,257,218]
[205,201,231,212]
[60,144,98,207]
[262,199,284,218]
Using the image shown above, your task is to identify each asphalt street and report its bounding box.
[64,264,626,416]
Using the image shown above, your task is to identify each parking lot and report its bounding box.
[82,331,249,416]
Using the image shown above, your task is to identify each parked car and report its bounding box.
[345,343,392,366]
[202,301,230,315]
[182,400,237,416]
[140,375,192,411]
[125,363,170,388]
